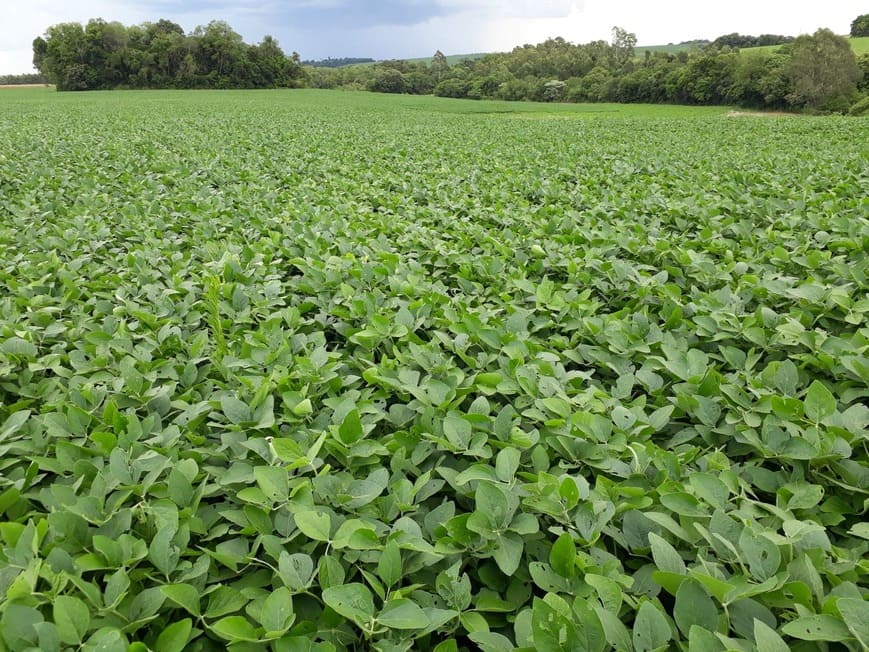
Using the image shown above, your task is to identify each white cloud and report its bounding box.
[2,0,866,74]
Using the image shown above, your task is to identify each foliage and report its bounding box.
[785,29,862,109]
[851,14,869,38]
[847,94,869,115]
[0,73,49,85]
[711,33,794,49]
[32,18,305,91]
[309,30,864,113]
[1,87,868,651]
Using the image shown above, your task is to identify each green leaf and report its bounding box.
[161,583,201,616]
[338,408,363,444]
[54,596,90,645]
[495,447,521,482]
[155,619,193,652]
[549,532,576,578]
[212,616,260,642]
[837,598,869,648]
[0,410,31,440]
[377,599,430,630]
[278,552,314,592]
[1,337,38,358]
[260,587,295,633]
[221,395,251,424]
[648,532,686,575]
[633,602,672,652]
[781,614,852,641]
[81,628,127,652]
[594,606,632,651]
[468,631,515,651]
[674,579,719,636]
[322,583,376,628]
[804,380,836,422]
[254,465,289,502]
[475,482,517,529]
[1,603,43,649]
[738,528,780,581]
[294,510,331,542]
[443,412,472,449]
[377,540,402,588]
[753,620,790,652]
[492,531,524,576]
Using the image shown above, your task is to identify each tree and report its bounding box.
[851,14,869,37]
[369,68,406,94]
[786,29,861,108]
[191,21,244,85]
[542,80,566,101]
[611,27,637,68]
[32,23,92,90]
[431,50,450,83]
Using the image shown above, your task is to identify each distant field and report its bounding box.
[739,35,868,56]
[635,43,699,55]
[353,52,488,67]
[405,36,869,64]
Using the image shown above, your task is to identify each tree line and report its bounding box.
[311,27,866,114]
[0,73,49,85]
[32,19,305,90]
[31,16,869,113]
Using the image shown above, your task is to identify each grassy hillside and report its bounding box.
[369,36,869,67]
[741,35,868,56]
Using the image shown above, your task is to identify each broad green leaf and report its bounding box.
[260,587,295,633]
[212,616,261,642]
[1,337,38,358]
[338,408,363,444]
[155,619,193,652]
[781,614,852,641]
[161,583,201,616]
[804,380,836,422]
[633,602,672,652]
[221,396,251,424]
[549,532,576,578]
[738,528,780,581]
[377,599,430,629]
[648,532,686,575]
[322,583,376,628]
[0,410,30,440]
[492,531,524,576]
[837,598,869,648]
[443,412,472,449]
[674,579,718,636]
[377,540,402,588]
[753,620,789,652]
[294,510,331,542]
[254,465,289,502]
[54,595,90,645]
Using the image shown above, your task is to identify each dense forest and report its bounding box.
[31,16,869,113]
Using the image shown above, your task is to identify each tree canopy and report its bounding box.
[851,14,869,37]
[33,19,305,91]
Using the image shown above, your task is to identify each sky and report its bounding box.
[2,0,866,74]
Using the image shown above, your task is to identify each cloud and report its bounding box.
[2,0,867,73]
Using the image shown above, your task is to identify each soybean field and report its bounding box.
[0,89,868,651]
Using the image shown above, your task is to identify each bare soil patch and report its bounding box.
[726,110,798,118]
